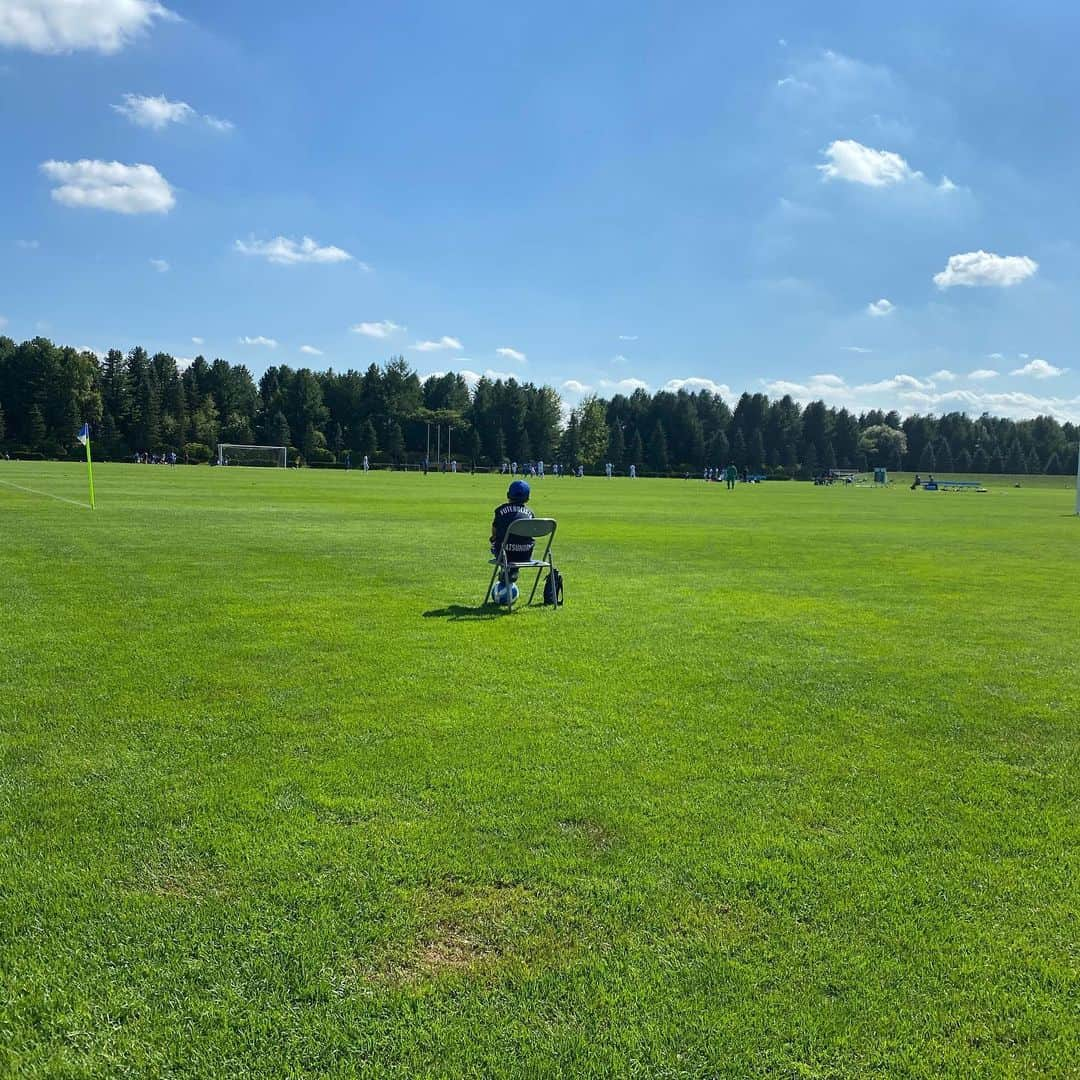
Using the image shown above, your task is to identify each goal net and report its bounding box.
[217,444,288,467]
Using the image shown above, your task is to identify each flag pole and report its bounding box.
[85,433,96,510]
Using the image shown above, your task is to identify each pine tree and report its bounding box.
[956,448,973,472]
[749,430,766,471]
[732,428,748,468]
[607,422,625,468]
[1005,440,1027,474]
[26,404,46,451]
[823,440,837,470]
[647,421,669,474]
[466,427,481,465]
[1043,452,1060,475]
[0,399,5,444]
[267,411,291,448]
[628,429,644,471]
[358,419,378,458]
[935,437,954,472]
[330,422,345,455]
[100,411,122,458]
[384,420,405,462]
[990,448,1005,474]
[709,430,730,466]
[918,442,936,472]
[972,445,990,472]
[1026,448,1041,474]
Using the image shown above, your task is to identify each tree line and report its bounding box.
[0,335,1077,476]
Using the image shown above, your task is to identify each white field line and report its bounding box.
[0,478,92,509]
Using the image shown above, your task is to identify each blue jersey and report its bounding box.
[491,502,535,560]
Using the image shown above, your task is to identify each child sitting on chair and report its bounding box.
[490,480,536,583]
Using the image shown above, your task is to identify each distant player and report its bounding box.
[363,454,370,472]
[537,459,545,478]
[724,463,737,490]
[605,462,613,478]
[629,464,636,478]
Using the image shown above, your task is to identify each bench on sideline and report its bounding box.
[924,479,987,492]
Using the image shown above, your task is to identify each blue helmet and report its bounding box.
[508,479,531,503]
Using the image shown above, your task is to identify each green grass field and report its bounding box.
[2,463,1077,1078]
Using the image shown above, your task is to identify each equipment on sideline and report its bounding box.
[216,444,288,467]
[491,582,519,605]
[543,567,563,607]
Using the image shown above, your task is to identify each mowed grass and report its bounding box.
[1,463,1077,1078]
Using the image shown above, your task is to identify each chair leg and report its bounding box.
[485,564,499,605]
[527,565,544,609]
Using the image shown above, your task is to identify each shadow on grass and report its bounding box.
[422,603,507,621]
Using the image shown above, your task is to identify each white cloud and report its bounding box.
[149,257,169,272]
[113,93,192,129]
[617,334,638,341]
[859,374,935,393]
[191,336,204,345]
[760,370,1080,423]
[987,352,1005,361]
[41,159,174,214]
[299,345,323,356]
[931,369,957,382]
[234,236,354,266]
[818,139,921,186]
[777,76,813,92]
[968,369,999,380]
[898,389,1080,424]
[933,251,1038,289]
[662,377,733,396]
[239,335,277,348]
[351,320,402,338]
[434,368,515,387]
[867,298,895,317]
[495,346,526,362]
[939,176,957,192]
[842,346,872,354]
[562,379,592,394]
[1010,358,1067,379]
[411,336,463,352]
[0,0,174,54]
[611,354,628,365]
[598,377,651,393]
[112,92,234,133]
[16,239,39,249]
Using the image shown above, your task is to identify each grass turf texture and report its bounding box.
[1,463,1077,1078]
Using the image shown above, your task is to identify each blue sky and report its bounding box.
[2,0,1079,421]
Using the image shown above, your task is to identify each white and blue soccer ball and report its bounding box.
[491,581,519,605]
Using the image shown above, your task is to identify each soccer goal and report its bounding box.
[216,444,288,467]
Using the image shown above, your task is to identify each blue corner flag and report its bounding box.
[77,423,95,508]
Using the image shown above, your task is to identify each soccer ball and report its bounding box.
[491,581,519,605]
